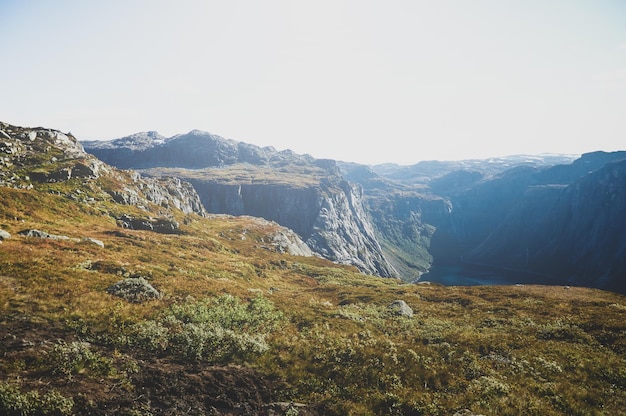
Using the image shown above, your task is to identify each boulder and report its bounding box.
[106,277,161,303]
[0,229,10,240]
[270,228,314,257]
[81,237,105,248]
[388,300,413,318]
[117,215,180,234]
[71,162,99,178]
[18,229,72,240]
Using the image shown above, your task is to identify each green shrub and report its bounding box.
[131,294,283,362]
[536,319,595,344]
[0,382,73,416]
[469,375,511,398]
[47,341,114,380]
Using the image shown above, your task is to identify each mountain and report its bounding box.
[84,130,396,277]
[464,155,626,292]
[371,154,579,187]
[85,129,626,293]
[427,151,626,293]
[2,121,626,415]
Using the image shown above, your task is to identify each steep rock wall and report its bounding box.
[429,152,626,293]
[467,159,626,292]
[187,178,395,277]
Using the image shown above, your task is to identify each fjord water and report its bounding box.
[419,264,567,287]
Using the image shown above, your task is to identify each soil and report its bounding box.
[0,320,323,416]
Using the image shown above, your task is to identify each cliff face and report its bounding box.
[305,179,395,276]
[465,159,626,292]
[428,152,626,292]
[164,175,395,278]
[84,131,396,277]
[340,163,451,280]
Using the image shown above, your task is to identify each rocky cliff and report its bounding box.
[340,163,451,280]
[181,176,395,276]
[84,131,396,277]
[0,122,206,231]
[428,151,626,292]
[464,157,626,292]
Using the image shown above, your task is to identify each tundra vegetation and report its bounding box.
[1,181,625,415]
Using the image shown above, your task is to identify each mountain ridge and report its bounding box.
[83,128,626,293]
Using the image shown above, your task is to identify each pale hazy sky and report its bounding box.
[1,1,625,165]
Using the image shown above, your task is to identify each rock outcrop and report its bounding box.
[17,229,105,247]
[18,229,74,240]
[0,122,206,221]
[116,215,181,234]
[388,300,414,318]
[106,277,161,303]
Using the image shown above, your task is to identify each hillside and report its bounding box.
[2,122,626,415]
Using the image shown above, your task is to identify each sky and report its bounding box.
[1,0,625,165]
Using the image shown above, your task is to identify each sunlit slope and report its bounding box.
[1,185,625,415]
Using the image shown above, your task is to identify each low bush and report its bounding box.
[47,341,114,380]
[0,382,74,416]
[130,294,283,362]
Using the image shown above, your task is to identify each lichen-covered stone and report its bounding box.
[106,277,161,303]
[388,300,413,318]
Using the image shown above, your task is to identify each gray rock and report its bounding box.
[29,168,72,183]
[106,277,161,303]
[18,229,71,240]
[0,229,10,240]
[107,175,205,217]
[270,228,314,257]
[117,215,180,234]
[389,300,413,318]
[81,237,104,248]
[70,162,99,178]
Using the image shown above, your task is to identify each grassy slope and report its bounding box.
[0,185,625,415]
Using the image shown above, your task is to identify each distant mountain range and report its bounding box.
[84,130,626,293]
